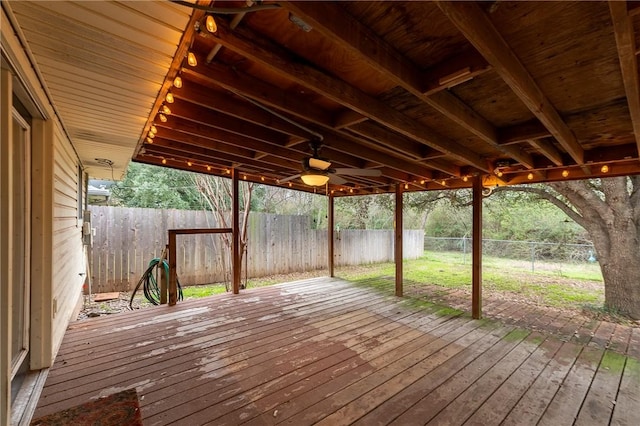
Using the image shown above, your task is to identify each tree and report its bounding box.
[192,174,253,290]
[110,163,202,209]
[491,176,640,319]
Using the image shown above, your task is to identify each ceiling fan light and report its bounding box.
[301,171,329,186]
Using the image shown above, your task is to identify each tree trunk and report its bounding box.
[590,214,640,319]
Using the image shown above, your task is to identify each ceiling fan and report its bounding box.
[277,140,382,187]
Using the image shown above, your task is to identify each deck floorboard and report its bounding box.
[33,277,639,425]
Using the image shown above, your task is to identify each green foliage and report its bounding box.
[110,162,204,210]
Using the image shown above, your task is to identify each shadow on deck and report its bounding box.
[34,277,639,425]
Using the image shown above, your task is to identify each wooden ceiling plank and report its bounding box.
[437,1,585,165]
[422,49,492,95]
[527,139,564,166]
[280,2,497,143]
[145,139,300,173]
[277,2,537,170]
[182,62,335,128]
[205,20,488,172]
[347,122,435,160]
[173,82,311,139]
[280,1,552,174]
[498,121,552,145]
[186,60,460,178]
[169,98,290,145]
[609,0,640,156]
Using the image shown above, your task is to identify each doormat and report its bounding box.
[30,388,142,426]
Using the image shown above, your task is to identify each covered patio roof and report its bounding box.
[5,1,640,194]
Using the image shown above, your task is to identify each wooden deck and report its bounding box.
[34,278,640,425]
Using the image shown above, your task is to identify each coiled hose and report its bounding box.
[129,258,183,309]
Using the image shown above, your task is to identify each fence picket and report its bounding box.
[88,206,423,292]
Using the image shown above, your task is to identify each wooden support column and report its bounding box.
[472,175,483,319]
[328,194,335,277]
[395,183,403,297]
[232,168,240,294]
[168,235,177,305]
[160,245,168,305]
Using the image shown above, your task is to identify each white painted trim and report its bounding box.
[30,118,53,370]
[1,66,14,426]
[10,368,49,426]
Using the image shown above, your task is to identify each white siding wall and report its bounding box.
[51,127,85,352]
[2,5,86,424]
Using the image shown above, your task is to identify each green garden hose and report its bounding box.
[129,258,183,309]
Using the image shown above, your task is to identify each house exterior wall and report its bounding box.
[1,6,86,425]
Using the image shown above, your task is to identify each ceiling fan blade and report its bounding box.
[333,168,382,177]
[276,173,301,184]
[308,157,332,170]
[328,174,348,185]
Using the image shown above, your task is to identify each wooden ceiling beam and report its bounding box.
[162,114,401,185]
[169,98,290,145]
[346,122,440,160]
[438,1,584,165]
[205,20,489,172]
[609,0,640,156]
[527,139,564,166]
[146,137,301,172]
[172,81,311,139]
[422,49,492,96]
[279,1,536,170]
[498,120,551,145]
[182,61,335,128]
[186,59,461,177]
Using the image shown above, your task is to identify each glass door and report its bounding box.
[10,109,31,383]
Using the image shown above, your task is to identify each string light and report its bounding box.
[205,15,217,33]
[161,158,167,164]
[206,165,211,171]
[187,161,193,166]
[527,172,534,180]
[288,182,292,187]
[187,52,197,67]
[150,125,157,134]
[173,76,183,88]
[162,105,171,115]
[497,170,503,177]
[158,113,168,123]
[147,131,155,139]
[165,93,175,104]
[404,183,409,190]
[441,180,446,185]
[462,176,469,182]
[225,169,231,174]
[243,175,247,180]
[601,164,609,173]
[145,137,153,144]
[562,170,569,178]
[349,188,354,193]
[420,180,426,184]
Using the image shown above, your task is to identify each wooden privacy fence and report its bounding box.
[89,206,424,293]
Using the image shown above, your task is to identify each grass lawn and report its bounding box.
[336,250,604,310]
[178,250,604,312]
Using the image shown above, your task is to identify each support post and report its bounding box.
[160,245,168,305]
[328,194,335,277]
[232,168,240,294]
[168,236,177,306]
[395,183,403,297]
[472,175,483,319]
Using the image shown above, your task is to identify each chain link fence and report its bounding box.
[425,237,597,272]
